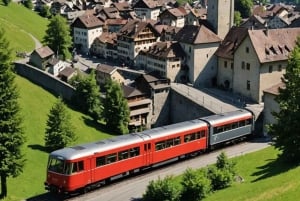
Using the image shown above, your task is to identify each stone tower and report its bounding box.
[207,0,234,39]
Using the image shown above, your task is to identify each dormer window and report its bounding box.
[246,47,249,53]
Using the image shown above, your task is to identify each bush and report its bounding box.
[180,168,211,201]
[143,176,181,201]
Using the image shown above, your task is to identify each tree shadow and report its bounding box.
[251,155,297,182]
[131,198,142,201]
[26,192,65,201]
[27,144,50,153]
[82,116,118,136]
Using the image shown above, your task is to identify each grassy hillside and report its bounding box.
[0,3,48,55]
[203,146,300,201]
[4,75,112,201]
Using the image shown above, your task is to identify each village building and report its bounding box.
[29,46,55,70]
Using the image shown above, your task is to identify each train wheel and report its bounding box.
[82,186,90,194]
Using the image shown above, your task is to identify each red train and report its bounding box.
[44,109,254,193]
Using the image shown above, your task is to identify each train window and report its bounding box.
[72,161,84,173]
[184,135,191,142]
[239,120,246,127]
[107,153,117,164]
[200,131,206,138]
[166,139,174,148]
[224,125,231,131]
[96,156,105,166]
[148,143,151,150]
[174,137,181,145]
[155,142,164,151]
[245,119,252,125]
[118,150,129,161]
[232,122,238,129]
[48,157,65,174]
[129,147,140,157]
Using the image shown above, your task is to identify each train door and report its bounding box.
[143,143,152,166]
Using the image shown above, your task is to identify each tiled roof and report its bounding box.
[248,27,300,63]
[141,41,185,58]
[122,85,144,98]
[215,27,249,59]
[59,67,76,77]
[133,0,176,9]
[34,46,54,58]
[174,24,221,44]
[96,64,117,74]
[118,19,158,38]
[112,2,131,11]
[96,32,117,44]
[72,14,103,29]
[106,18,128,26]
[263,82,285,95]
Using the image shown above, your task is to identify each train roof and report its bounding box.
[50,119,208,160]
[199,109,252,126]
[140,119,207,140]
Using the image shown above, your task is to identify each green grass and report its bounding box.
[3,75,112,201]
[0,3,48,55]
[203,147,300,201]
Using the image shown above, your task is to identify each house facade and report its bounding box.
[29,46,54,70]
[72,14,104,54]
[95,64,125,86]
[117,19,160,66]
[174,25,221,87]
[91,32,118,60]
[232,28,300,103]
[158,7,187,28]
[136,41,186,82]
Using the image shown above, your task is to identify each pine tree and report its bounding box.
[71,70,102,121]
[45,97,76,152]
[268,38,300,163]
[0,28,25,199]
[43,15,72,60]
[103,79,130,134]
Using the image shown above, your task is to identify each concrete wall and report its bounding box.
[170,89,214,124]
[15,62,75,101]
[151,88,171,127]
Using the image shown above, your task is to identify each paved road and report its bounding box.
[66,139,270,201]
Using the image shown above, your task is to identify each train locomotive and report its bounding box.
[44,109,254,194]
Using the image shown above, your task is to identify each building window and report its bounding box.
[246,47,249,53]
[269,65,273,73]
[278,64,282,71]
[231,62,233,69]
[242,61,245,69]
[246,63,250,70]
[247,80,250,90]
[224,61,227,68]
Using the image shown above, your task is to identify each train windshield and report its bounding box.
[47,156,72,175]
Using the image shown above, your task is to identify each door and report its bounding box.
[144,143,152,166]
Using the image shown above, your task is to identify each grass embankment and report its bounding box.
[0,3,48,56]
[203,146,300,201]
[4,76,112,201]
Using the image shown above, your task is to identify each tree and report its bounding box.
[268,38,300,164]
[71,71,102,121]
[235,0,253,18]
[2,0,11,6]
[208,152,236,191]
[23,0,33,10]
[39,5,51,18]
[0,28,25,199]
[45,97,76,152]
[43,15,72,60]
[143,176,181,201]
[234,11,242,26]
[103,79,130,134]
[180,168,211,201]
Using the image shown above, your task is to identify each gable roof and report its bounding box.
[122,85,144,98]
[118,19,159,38]
[263,82,285,96]
[133,0,176,9]
[33,46,54,58]
[95,32,117,44]
[215,27,249,59]
[248,27,300,63]
[160,7,188,18]
[140,41,185,58]
[72,14,103,29]
[174,24,221,44]
[96,64,117,74]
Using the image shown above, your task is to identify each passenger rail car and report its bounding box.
[45,109,254,194]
